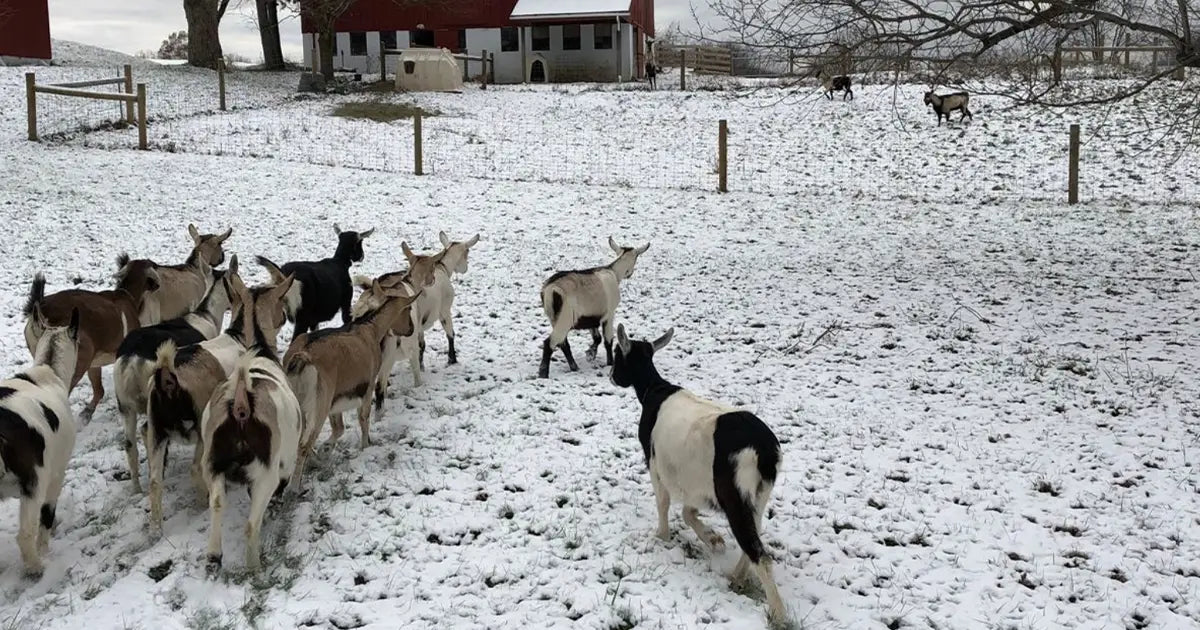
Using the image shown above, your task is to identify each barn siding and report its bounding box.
[0,0,52,60]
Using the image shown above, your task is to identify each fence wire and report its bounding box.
[28,68,1200,205]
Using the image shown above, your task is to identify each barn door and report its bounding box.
[435,29,462,51]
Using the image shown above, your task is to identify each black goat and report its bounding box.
[924,90,973,126]
[255,225,374,338]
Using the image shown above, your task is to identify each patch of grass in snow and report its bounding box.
[186,606,240,630]
[331,101,438,123]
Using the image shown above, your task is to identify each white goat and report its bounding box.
[609,324,787,624]
[0,309,79,577]
[113,264,234,492]
[538,237,649,378]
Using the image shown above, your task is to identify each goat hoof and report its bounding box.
[655,528,671,542]
[206,554,223,573]
[707,533,726,551]
[537,368,549,379]
[23,565,45,580]
[585,350,597,362]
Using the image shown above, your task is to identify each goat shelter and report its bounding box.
[394,48,464,92]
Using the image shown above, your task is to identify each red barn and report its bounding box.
[0,0,52,63]
[300,0,655,83]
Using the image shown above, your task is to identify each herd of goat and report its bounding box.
[816,69,974,125]
[1,226,789,623]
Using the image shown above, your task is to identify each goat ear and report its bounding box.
[255,256,285,283]
[67,308,81,341]
[401,241,417,263]
[651,327,674,353]
[145,268,161,292]
[188,224,201,243]
[608,236,621,253]
[361,227,375,239]
[439,231,451,248]
[333,224,342,235]
[227,254,239,275]
[269,273,296,301]
[218,227,233,243]
[466,234,480,248]
[636,242,650,255]
[616,323,631,354]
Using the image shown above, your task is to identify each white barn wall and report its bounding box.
[302,22,644,84]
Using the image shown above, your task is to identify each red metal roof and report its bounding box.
[300,0,652,37]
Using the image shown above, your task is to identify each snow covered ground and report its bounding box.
[0,44,1199,630]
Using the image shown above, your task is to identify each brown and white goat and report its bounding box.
[538,237,649,378]
[284,283,420,480]
[113,262,234,492]
[134,224,231,323]
[143,260,293,533]
[23,255,162,420]
[924,90,973,125]
[351,231,478,396]
[350,252,442,411]
[200,291,301,572]
[1,309,79,577]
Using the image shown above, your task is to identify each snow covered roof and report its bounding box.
[509,0,633,21]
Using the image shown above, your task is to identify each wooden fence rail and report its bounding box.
[25,65,147,149]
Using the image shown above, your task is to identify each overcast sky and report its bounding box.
[47,0,711,62]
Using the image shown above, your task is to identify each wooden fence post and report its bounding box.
[481,49,489,89]
[489,52,495,85]
[26,73,37,141]
[218,58,227,111]
[718,119,728,193]
[137,83,148,150]
[1068,124,1079,205]
[413,113,423,175]
[123,64,134,123]
[680,50,686,90]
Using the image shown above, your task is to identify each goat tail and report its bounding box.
[153,341,180,396]
[230,360,253,424]
[23,273,46,320]
[283,350,312,376]
[286,363,319,443]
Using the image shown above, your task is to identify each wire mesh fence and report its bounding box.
[24,66,1200,205]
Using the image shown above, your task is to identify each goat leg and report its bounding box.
[82,367,104,423]
[538,338,554,379]
[559,339,579,372]
[585,328,602,362]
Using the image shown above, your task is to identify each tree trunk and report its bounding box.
[183,0,223,69]
[318,27,336,80]
[257,0,285,70]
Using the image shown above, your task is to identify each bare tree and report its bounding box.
[699,0,1197,106]
[286,0,355,79]
[183,0,234,69]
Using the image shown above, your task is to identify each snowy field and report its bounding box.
[0,42,1199,630]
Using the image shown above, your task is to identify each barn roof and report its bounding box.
[509,0,633,20]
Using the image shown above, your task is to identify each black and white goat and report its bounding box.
[538,237,649,378]
[256,225,374,338]
[924,90,973,125]
[113,262,234,492]
[200,278,302,572]
[610,325,787,624]
[1,309,79,577]
[818,69,853,101]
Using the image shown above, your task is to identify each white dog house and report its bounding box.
[394,48,464,92]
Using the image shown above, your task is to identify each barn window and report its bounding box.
[501,27,519,52]
[562,24,581,50]
[380,31,397,52]
[532,25,550,51]
[457,29,467,51]
[411,28,434,47]
[593,24,612,49]
[349,32,368,56]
